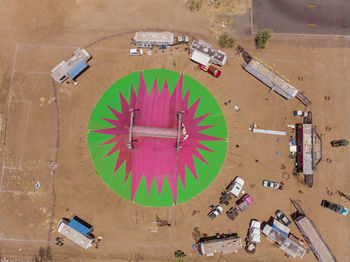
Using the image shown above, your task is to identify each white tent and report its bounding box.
[190,50,210,66]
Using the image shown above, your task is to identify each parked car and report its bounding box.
[227,177,245,197]
[330,139,349,147]
[262,180,283,191]
[321,200,348,215]
[129,48,143,56]
[275,210,291,226]
[200,64,221,78]
[208,205,223,220]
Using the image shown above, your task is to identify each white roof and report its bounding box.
[134,31,174,43]
[273,219,290,235]
[50,48,91,83]
[57,220,94,249]
[250,220,260,229]
[243,58,299,99]
[191,50,210,66]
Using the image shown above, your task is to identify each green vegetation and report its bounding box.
[255,29,273,49]
[218,33,236,48]
[186,0,204,11]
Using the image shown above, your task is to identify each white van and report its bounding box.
[129,48,143,56]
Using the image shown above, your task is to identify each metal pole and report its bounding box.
[128,110,135,149]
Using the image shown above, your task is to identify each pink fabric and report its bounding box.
[93,71,222,204]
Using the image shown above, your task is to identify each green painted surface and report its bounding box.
[87,69,227,206]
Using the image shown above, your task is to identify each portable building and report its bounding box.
[50,48,91,84]
[262,224,306,258]
[199,235,242,256]
[134,31,174,48]
[190,40,227,66]
[57,217,95,249]
[295,123,322,187]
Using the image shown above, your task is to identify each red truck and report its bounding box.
[200,64,221,78]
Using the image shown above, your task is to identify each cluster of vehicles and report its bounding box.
[208,177,252,221]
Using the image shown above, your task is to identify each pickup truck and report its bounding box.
[330,139,349,147]
[208,205,223,220]
[321,200,348,215]
[200,64,221,78]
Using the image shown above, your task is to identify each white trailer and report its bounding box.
[190,50,211,66]
[57,219,94,249]
[50,48,91,84]
[134,31,174,48]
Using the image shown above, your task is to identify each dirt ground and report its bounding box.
[0,0,349,261]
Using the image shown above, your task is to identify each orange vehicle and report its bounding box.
[200,64,221,78]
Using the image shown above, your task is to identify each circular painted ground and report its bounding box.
[87,69,227,206]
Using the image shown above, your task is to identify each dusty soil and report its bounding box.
[0,0,349,261]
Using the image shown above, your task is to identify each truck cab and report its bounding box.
[227,177,245,197]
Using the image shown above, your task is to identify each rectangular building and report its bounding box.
[57,217,94,249]
[199,234,242,256]
[134,31,174,48]
[295,122,322,187]
[237,46,311,105]
[290,200,337,262]
[242,58,299,100]
[50,48,92,84]
[262,224,307,259]
[190,40,227,66]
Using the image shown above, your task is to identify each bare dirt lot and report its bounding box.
[0,0,349,261]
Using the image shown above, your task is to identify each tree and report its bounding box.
[218,33,236,48]
[255,29,272,49]
[186,0,203,11]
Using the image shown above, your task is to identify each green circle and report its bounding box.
[87,69,227,206]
